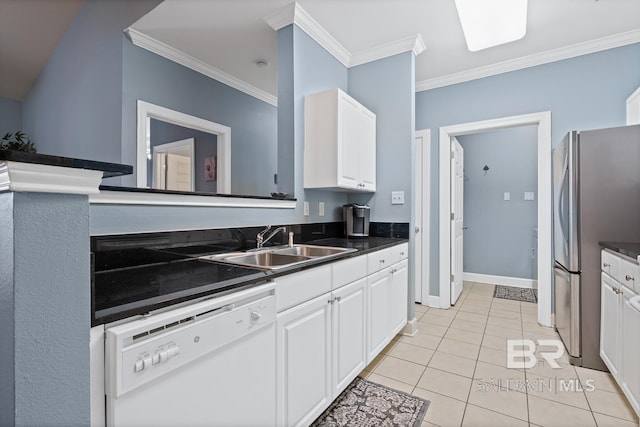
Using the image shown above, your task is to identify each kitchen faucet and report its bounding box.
[256,225,288,249]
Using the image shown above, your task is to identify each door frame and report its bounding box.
[414,129,431,305]
[438,111,552,326]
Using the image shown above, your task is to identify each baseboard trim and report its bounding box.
[401,318,419,337]
[463,272,537,289]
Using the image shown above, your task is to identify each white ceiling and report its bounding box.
[3,0,640,102]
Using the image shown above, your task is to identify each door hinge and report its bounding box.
[450,212,454,220]
[450,274,455,283]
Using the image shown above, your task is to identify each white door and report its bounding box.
[600,274,620,376]
[414,137,423,303]
[338,95,361,188]
[390,259,409,336]
[367,269,391,362]
[622,294,640,413]
[332,278,367,395]
[276,294,332,427]
[359,108,377,191]
[166,153,192,191]
[450,137,464,304]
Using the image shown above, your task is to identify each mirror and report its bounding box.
[124,29,280,199]
[137,100,231,194]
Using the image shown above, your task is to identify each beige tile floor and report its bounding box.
[360,281,639,427]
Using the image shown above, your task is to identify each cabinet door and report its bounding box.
[338,94,361,189]
[359,108,376,191]
[622,293,640,414]
[367,268,391,363]
[600,273,620,378]
[277,294,332,427]
[390,259,409,337]
[332,278,367,395]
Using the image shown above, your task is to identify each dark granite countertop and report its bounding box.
[92,235,407,326]
[0,150,132,177]
[600,242,640,261]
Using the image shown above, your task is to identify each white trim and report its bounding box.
[626,85,640,125]
[264,3,351,67]
[89,190,296,209]
[414,129,431,306]
[416,29,640,91]
[264,4,426,70]
[125,28,277,107]
[0,161,102,195]
[438,111,552,326]
[423,295,443,309]
[137,100,231,194]
[400,318,419,337]
[350,34,426,67]
[463,272,537,289]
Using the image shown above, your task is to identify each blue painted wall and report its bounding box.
[0,97,22,137]
[458,126,538,279]
[22,0,160,166]
[1,192,91,426]
[348,52,415,223]
[416,42,640,295]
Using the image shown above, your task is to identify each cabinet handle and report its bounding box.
[400,252,405,256]
[335,296,341,302]
[380,259,385,264]
[603,262,610,267]
[625,275,635,282]
[328,299,334,304]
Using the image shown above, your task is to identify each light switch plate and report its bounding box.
[504,192,511,201]
[391,191,405,205]
[524,192,535,201]
[303,201,310,216]
[319,202,325,217]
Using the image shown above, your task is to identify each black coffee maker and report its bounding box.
[342,203,370,237]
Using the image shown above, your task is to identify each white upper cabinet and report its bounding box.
[304,88,376,192]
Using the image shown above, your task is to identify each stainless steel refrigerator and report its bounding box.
[553,124,640,371]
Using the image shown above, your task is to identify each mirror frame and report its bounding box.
[137,100,231,194]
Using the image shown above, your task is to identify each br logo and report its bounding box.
[506,339,564,369]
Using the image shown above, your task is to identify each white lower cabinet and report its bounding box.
[390,259,409,336]
[277,293,332,427]
[367,269,391,362]
[621,294,640,412]
[600,273,620,377]
[600,249,640,417]
[332,278,367,395]
[277,243,409,426]
[277,278,367,427]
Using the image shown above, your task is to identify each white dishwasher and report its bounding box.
[104,283,276,427]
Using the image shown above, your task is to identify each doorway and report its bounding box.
[438,112,552,327]
[152,138,195,191]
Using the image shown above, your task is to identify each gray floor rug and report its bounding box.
[311,377,429,427]
[493,285,538,303]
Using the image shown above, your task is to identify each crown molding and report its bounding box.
[350,34,426,67]
[125,28,277,107]
[0,161,102,195]
[264,3,351,67]
[416,28,640,92]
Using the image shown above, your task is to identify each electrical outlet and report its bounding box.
[319,202,325,217]
[303,201,310,216]
[504,192,511,201]
[391,191,405,205]
[524,191,535,201]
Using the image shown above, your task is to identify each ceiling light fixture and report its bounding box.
[454,0,528,52]
[255,59,270,68]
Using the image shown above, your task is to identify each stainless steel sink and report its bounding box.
[272,245,351,258]
[199,244,355,271]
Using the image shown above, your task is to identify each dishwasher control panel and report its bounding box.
[105,284,276,398]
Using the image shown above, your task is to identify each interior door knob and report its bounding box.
[415,226,420,233]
